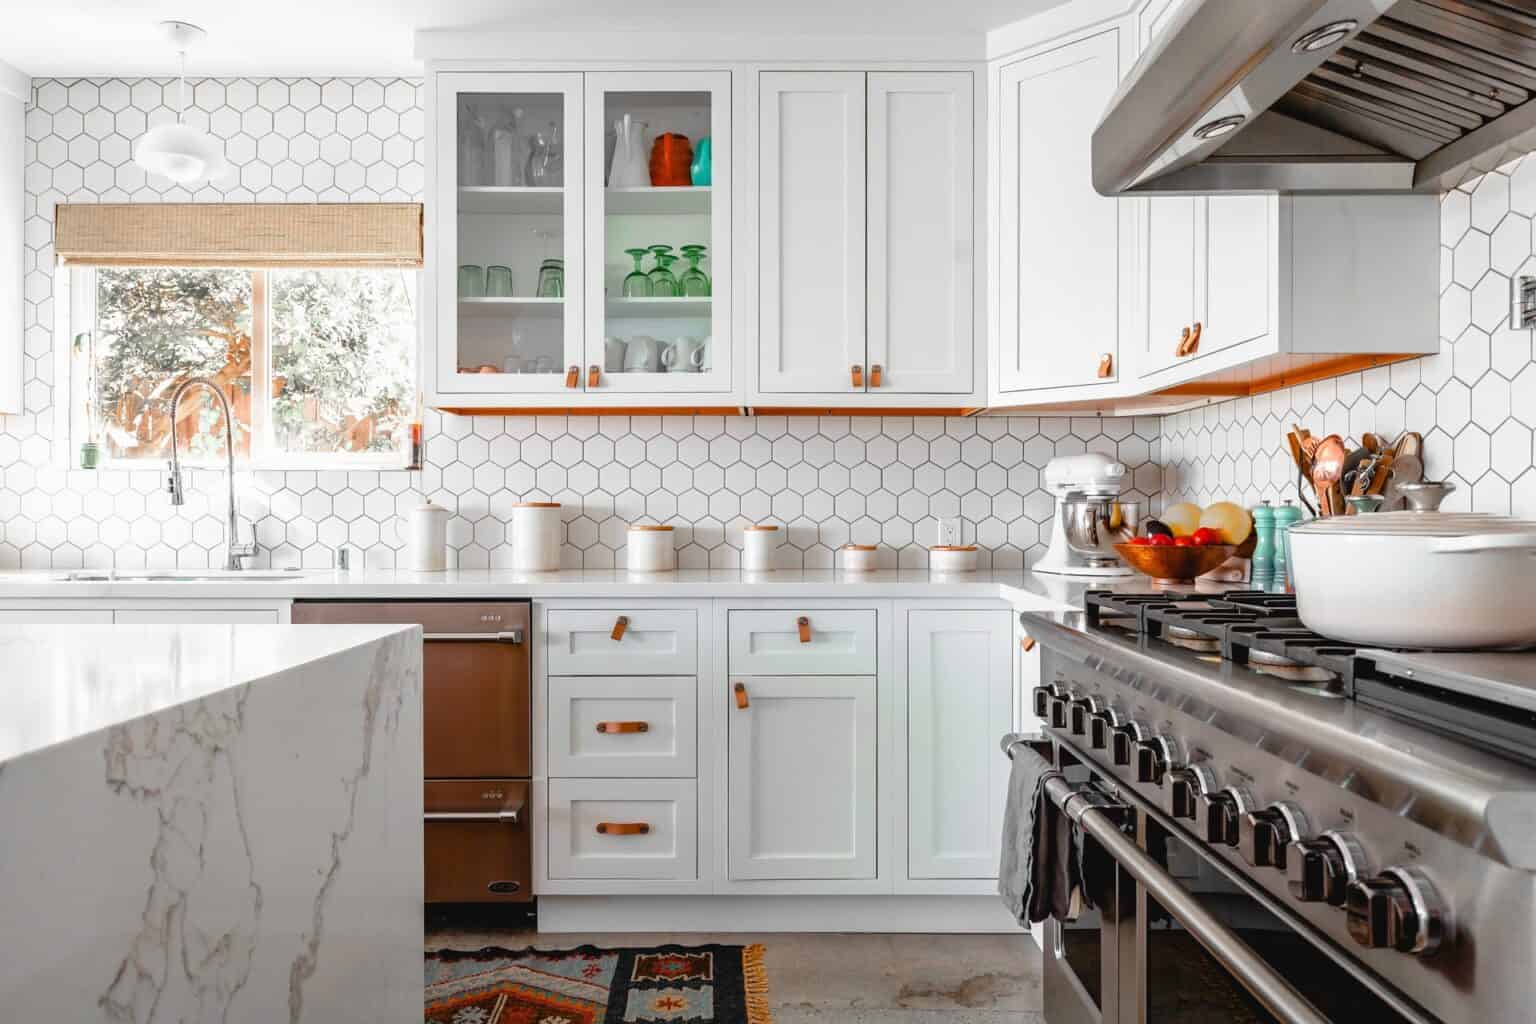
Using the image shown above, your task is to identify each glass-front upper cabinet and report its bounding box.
[583,72,731,395]
[434,72,585,398]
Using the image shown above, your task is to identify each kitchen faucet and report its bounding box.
[164,377,259,571]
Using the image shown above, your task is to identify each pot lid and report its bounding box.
[1290,512,1536,537]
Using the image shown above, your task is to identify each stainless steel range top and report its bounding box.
[1020,604,1536,1024]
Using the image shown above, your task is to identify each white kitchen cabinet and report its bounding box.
[548,675,697,778]
[756,71,867,397]
[756,70,979,405]
[727,674,877,880]
[727,608,877,676]
[545,607,697,675]
[993,26,1132,401]
[903,609,1012,881]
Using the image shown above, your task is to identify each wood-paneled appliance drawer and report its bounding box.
[425,779,531,903]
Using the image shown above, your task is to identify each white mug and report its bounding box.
[622,335,661,373]
[697,335,712,372]
[666,336,706,373]
[603,336,627,372]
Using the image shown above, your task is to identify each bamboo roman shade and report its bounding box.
[53,203,423,269]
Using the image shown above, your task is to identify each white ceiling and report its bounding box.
[1,0,1067,77]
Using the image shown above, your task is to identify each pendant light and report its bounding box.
[133,21,229,185]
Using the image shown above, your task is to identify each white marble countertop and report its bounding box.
[0,623,416,766]
[0,566,1102,607]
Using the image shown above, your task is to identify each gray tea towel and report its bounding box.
[997,740,1058,924]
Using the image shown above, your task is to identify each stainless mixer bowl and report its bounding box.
[1061,498,1141,563]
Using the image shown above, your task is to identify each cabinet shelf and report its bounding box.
[458,187,564,214]
[606,297,711,319]
[605,186,711,215]
[459,297,564,318]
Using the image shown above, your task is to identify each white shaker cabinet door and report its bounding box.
[905,609,1013,879]
[757,71,867,395]
[996,28,1125,394]
[1201,195,1275,358]
[1140,195,1199,377]
[867,72,974,395]
[727,674,877,880]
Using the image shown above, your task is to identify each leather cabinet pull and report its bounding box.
[796,616,811,643]
[595,721,649,734]
[564,365,580,388]
[611,615,629,641]
[734,682,749,709]
[1097,353,1113,378]
[595,822,650,835]
[869,364,883,388]
[1186,321,1201,355]
[850,364,864,388]
[588,364,601,388]
[1020,635,1037,653]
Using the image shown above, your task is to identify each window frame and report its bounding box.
[57,264,417,472]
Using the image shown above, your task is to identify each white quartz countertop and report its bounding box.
[0,623,416,766]
[0,566,1100,607]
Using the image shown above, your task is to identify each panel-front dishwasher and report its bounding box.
[292,600,531,904]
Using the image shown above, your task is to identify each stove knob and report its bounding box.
[1088,708,1124,750]
[1031,685,1054,718]
[1197,786,1254,846]
[1287,831,1367,906]
[1134,735,1182,785]
[1048,693,1072,730]
[1110,721,1150,767]
[1241,802,1311,869]
[1166,764,1216,820]
[1345,867,1449,956]
[1069,696,1102,736]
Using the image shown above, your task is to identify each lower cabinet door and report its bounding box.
[424,779,532,903]
[727,674,877,880]
[905,609,1013,879]
[547,779,698,880]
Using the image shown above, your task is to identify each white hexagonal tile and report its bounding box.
[1491,213,1531,274]
[1472,172,1511,233]
[1454,425,1491,481]
[1471,271,1509,331]
[1491,419,1532,481]
[1440,284,1472,338]
[1472,372,1512,429]
[1472,473,1511,514]
[1453,229,1490,287]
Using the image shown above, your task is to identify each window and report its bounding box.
[65,265,417,468]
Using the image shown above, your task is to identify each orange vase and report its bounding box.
[649,133,694,187]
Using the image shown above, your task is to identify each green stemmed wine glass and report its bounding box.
[649,252,679,298]
[622,248,653,298]
[678,244,710,297]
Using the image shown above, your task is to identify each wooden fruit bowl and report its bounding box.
[1114,543,1236,585]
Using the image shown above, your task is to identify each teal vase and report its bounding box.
[690,137,712,187]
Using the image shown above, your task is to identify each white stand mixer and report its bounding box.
[1033,453,1140,577]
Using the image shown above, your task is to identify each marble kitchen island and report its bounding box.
[0,623,423,1022]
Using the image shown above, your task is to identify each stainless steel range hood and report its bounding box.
[1094,0,1536,194]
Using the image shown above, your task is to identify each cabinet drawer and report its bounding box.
[548,676,697,778]
[425,779,531,904]
[547,779,697,880]
[546,609,697,675]
[728,609,877,675]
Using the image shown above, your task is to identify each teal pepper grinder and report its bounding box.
[1272,501,1303,588]
[1250,501,1275,579]
[690,137,712,186]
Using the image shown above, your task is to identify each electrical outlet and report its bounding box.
[930,516,962,546]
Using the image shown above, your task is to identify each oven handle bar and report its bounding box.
[1002,735,1329,1024]
[424,807,523,825]
[1042,773,1330,1024]
[422,631,525,644]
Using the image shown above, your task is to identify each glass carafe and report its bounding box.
[458,103,490,186]
[490,108,527,187]
[678,244,710,296]
[622,249,654,297]
[609,115,650,188]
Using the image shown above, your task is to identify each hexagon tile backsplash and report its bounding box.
[1164,165,1536,519]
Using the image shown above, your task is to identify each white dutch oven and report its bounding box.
[1288,512,1536,649]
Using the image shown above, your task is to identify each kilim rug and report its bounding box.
[425,944,771,1024]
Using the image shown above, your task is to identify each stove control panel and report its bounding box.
[1345,866,1450,956]
[1240,802,1312,869]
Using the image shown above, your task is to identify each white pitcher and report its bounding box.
[609,115,650,188]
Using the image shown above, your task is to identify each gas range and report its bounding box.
[1018,594,1536,1024]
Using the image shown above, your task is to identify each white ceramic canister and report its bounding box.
[840,543,879,572]
[627,524,676,572]
[742,524,780,571]
[408,501,450,571]
[510,501,562,571]
[928,544,979,573]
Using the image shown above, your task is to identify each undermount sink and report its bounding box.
[59,569,315,582]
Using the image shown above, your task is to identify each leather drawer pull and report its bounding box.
[564,365,580,388]
[596,822,650,835]
[1176,322,1203,357]
[734,681,749,709]
[1020,635,1037,653]
[797,616,811,644]
[850,364,863,388]
[1097,353,1113,378]
[611,615,629,641]
[869,364,883,388]
[587,364,601,388]
[596,721,649,734]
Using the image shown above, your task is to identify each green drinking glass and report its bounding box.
[622,248,653,297]
[678,244,710,297]
[649,251,679,298]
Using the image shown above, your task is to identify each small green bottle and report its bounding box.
[1272,501,1304,587]
[1250,501,1275,578]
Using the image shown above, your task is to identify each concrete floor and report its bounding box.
[427,913,1044,1023]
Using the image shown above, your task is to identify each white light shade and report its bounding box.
[133,121,228,184]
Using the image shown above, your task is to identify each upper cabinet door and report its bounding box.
[757,71,867,396]
[583,71,733,395]
[433,72,585,398]
[1139,196,1198,376]
[1201,195,1275,358]
[867,72,975,396]
[997,29,1124,394]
